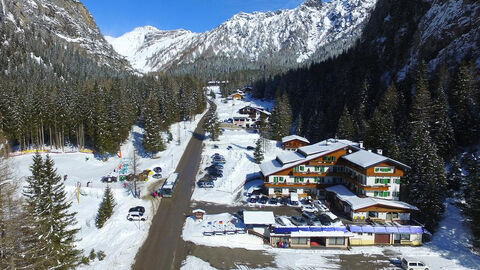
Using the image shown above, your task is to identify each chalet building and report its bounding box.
[228,89,245,100]
[281,135,310,151]
[325,185,418,223]
[348,224,423,246]
[232,105,271,129]
[270,226,352,249]
[259,139,410,201]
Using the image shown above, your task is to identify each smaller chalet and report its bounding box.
[243,211,275,235]
[325,185,418,223]
[281,135,310,151]
[229,90,245,100]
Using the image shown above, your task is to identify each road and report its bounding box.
[132,115,207,270]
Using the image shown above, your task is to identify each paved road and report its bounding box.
[132,115,207,270]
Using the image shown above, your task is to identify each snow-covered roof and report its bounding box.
[243,211,275,225]
[298,139,357,156]
[192,209,206,213]
[281,135,310,144]
[277,151,305,165]
[290,230,354,237]
[342,149,410,169]
[325,185,418,211]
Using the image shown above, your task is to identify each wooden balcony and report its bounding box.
[363,186,389,191]
[292,172,326,177]
[265,182,317,188]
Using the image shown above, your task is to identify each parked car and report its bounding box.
[258,196,268,204]
[198,180,214,188]
[211,153,223,158]
[275,217,286,226]
[153,167,162,173]
[152,173,162,179]
[127,211,147,221]
[279,197,288,206]
[401,258,429,270]
[246,146,255,151]
[318,214,332,226]
[268,197,278,205]
[213,144,219,149]
[290,215,307,226]
[129,206,145,214]
[313,200,329,212]
[247,196,258,203]
[204,174,217,181]
[301,211,316,220]
[287,198,299,206]
[301,205,318,213]
[101,176,117,183]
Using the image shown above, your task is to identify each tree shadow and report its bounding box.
[132,130,150,158]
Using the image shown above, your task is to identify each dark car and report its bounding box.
[227,146,233,150]
[248,196,258,203]
[211,153,223,158]
[213,145,219,149]
[204,174,217,181]
[246,146,255,151]
[275,217,286,226]
[101,176,117,183]
[258,196,268,204]
[290,215,307,226]
[153,167,162,173]
[129,206,145,215]
[268,197,278,205]
[279,197,288,206]
[318,214,332,226]
[152,173,162,179]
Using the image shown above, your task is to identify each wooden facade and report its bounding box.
[282,139,309,150]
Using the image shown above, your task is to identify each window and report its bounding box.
[294,177,299,183]
[375,178,381,184]
[279,177,284,182]
[300,166,305,171]
[401,234,410,240]
[396,179,401,184]
[300,177,305,182]
[382,178,390,184]
[358,232,363,236]
[393,213,399,219]
[374,191,378,197]
[315,166,319,171]
[294,166,298,172]
[367,233,373,236]
[273,177,278,183]
[328,237,345,245]
[291,237,308,245]
[369,211,379,218]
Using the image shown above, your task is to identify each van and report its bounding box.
[401,258,429,270]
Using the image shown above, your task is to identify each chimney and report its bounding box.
[359,141,364,149]
[377,149,383,155]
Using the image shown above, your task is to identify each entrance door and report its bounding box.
[374,234,390,244]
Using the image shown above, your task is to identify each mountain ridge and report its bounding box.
[107,0,377,74]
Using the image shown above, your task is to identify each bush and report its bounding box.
[89,249,96,260]
[81,256,90,265]
[97,250,106,261]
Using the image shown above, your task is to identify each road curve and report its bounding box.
[132,114,207,270]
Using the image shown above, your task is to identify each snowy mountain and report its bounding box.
[107,0,377,73]
[0,0,129,70]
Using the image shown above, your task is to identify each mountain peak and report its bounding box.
[302,0,323,9]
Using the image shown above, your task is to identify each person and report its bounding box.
[63,174,68,181]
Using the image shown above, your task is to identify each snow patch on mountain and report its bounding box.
[107,0,377,73]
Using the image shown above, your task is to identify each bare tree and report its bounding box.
[131,149,141,198]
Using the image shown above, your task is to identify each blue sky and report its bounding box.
[81,0,308,37]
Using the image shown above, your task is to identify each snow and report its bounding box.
[181,256,217,270]
[181,213,265,250]
[190,88,279,206]
[10,109,206,270]
[243,211,275,225]
[107,0,377,73]
[281,135,309,144]
[342,149,410,169]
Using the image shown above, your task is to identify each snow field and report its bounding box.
[10,108,207,270]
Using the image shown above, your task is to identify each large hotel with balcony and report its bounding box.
[259,138,409,201]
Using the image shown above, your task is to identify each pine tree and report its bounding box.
[447,156,463,192]
[449,63,480,146]
[253,138,264,164]
[405,65,447,231]
[336,105,355,140]
[365,84,401,160]
[95,185,116,229]
[142,93,164,153]
[430,85,456,160]
[269,92,292,140]
[23,154,82,269]
[464,153,480,247]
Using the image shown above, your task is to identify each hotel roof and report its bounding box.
[325,185,418,211]
[281,135,310,144]
[342,149,410,169]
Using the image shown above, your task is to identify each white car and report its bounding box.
[301,205,318,213]
[127,211,147,221]
[401,258,429,270]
